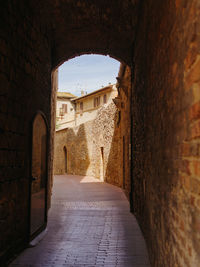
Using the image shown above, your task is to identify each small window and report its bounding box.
[59,107,64,118]
[80,102,83,111]
[94,96,100,107]
[97,96,100,106]
[103,94,107,104]
[62,104,67,113]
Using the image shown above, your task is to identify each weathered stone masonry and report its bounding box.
[54,103,123,187]
[116,65,131,196]
[54,66,132,197]
[131,1,200,266]
[0,1,200,266]
[0,1,53,264]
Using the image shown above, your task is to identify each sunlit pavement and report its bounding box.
[10,175,150,267]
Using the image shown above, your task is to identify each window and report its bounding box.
[59,107,64,118]
[80,102,83,111]
[103,94,107,104]
[62,104,68,113]
[94,96,100,107]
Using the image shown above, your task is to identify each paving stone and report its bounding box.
[9,175,150,267]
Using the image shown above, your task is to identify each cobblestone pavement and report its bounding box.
[10,175,150,267]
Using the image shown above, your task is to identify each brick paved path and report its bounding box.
[10,175,150,267]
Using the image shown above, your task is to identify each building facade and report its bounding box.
[73,84,118,126]
[53,69,132,198]
[54,84,121,184]
[56,84,118,130]
[56,92,76,130]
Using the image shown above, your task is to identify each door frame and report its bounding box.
[28,111,49,241]
[100,147,104,181]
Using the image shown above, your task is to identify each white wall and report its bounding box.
[56,98,75,130]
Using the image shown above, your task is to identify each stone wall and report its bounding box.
[1,0,200,266]
[54,65,132,197]
[117,65,132,198]
[54,103,123,187]
[131,0,200,266]
[0,1,53,264]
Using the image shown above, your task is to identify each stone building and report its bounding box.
[54,66,132,198]
[55,85,117,130]
[54,102,120,181]
[54,84,120,184]
[73,84,117,126]
[0,1,200,266]
[56,92,76,130]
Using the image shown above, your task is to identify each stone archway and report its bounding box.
[1,1,200,266]
[48,0,139,69]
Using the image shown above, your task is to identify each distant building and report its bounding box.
[56,92,76,130]
[72,84,117,126]
[56,84,118,130]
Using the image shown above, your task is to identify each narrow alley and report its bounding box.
[10,175,150,267]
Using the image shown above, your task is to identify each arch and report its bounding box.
[49,0,138,70]
[30,112,48,239]
[52,51,129,72]
[31,111,49,131]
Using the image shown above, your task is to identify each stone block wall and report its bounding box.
[0,1,53,264]
[1,0,200,266]
[54,103,123,187]
[93,103,121,185]
[117,65,131,197]
[131,0,200,266]
[54,65,132,197]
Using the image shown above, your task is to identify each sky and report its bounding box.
[58,55,120,97]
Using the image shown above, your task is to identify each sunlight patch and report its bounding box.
[80,176,102,183]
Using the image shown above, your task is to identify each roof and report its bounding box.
[57,92,76,98]
[73,84,115,101]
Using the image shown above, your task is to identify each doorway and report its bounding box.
[100,147,104,181]
[64,146,67,173]
[30,113,48,238]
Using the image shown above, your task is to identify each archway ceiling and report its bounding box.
[46,0,140,68]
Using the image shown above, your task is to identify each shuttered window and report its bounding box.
[80,102,83,111]
[62,104,68,113]
[103,94,107,104]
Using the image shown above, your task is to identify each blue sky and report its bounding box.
[58,55,120,96]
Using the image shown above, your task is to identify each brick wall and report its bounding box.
[131,0,200,266]
[0,1,53,264]
[0,0,200,266]
[117,65,132,197]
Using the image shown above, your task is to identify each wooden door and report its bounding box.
[30,113,47,237]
